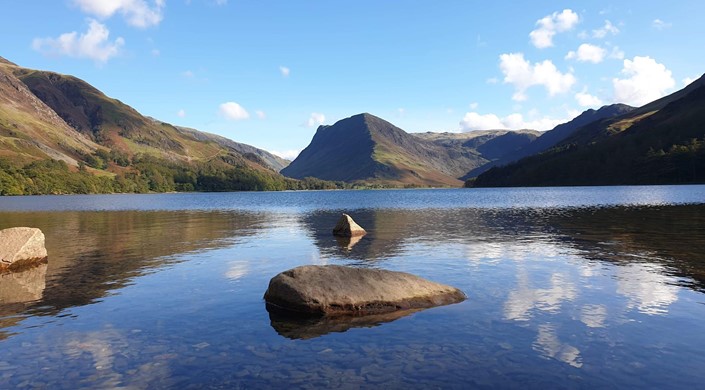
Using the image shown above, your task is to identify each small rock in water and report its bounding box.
[0,227,47,270]
[332,214,366,237]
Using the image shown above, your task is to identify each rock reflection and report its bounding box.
[335,235,364,251]
[0,210,271,336]
[300,208,545,262]
[267,305,420,340]
[533,324,583,368]
[0,263,47,305]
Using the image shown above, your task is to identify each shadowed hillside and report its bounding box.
[282,113,532,187]
[472,75,705,187]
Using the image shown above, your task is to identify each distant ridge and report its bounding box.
[462,103,635,179]
[472,74,705,187]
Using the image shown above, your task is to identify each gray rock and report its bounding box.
[0,227,47,270]
[332,214,366,237]
[264,265,465,315]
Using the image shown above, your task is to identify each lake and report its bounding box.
[1,186,705,389]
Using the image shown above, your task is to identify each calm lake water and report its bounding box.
[1,186,705,389]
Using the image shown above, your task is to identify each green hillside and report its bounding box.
[0,58,335,195]
[471,78,705,187]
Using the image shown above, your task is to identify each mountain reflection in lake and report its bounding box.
[1,188,705,388]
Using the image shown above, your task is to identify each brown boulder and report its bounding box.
[264,265,465,316]
[332,213,366,237]
[0,227,48,270]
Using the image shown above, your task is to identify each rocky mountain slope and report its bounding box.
[282,113,546,187]
[282,113,493,186]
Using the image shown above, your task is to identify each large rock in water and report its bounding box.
[264,265,465,315]
[332,213,366,237]
[0,227,48,270]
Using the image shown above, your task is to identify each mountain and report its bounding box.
[0,57,315,195]
[462,104,635,179]
[472,74,705,187]
[414,129,540,160]
[0,58,101,167]
[173,125,289,172]
[282,113,494,187]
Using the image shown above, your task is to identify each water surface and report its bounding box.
[1,186,705,388]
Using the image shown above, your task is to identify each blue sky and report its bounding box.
[2,1,704,159]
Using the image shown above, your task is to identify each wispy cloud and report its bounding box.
[306,112,325,127]
[32,19,124,64]
[499,53,576,101]
[73,0,165,28]
[460,111,570,131]
[592,20,619,38]
[613,56,675,106]
[529,9,579,49]
[269,149,301,160]
[565,44,606,63]
[219,102,250,121]
[575,89,603,107]
[652,19,672,30]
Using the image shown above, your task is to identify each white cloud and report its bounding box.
[486,77,499,84]
[219,102,250,120]
[269,149,301,160]
[499,52,576,101]
[182,70,194,78]
[529,9,579,49]
[469,102,478,110]
[592,20,619,38]
[255,110,266,119]
[565,43,606,63]
[279,66,290,77]
[215,0,228,5]
[460,111,568,131]
[682,77,697,87]
[575,90,603,107]
[151,48,160,56]
[177,109,186,118]
[306,112,326,127]
[32,19,124,64]
[652,19,672,30]
[609,46,625,60]
[73,0,165,28]
[460,112,504,130]
[613,56,675,106]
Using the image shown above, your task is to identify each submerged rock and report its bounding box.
[263,265,465,316]
[0,227,47,270]
[332,214,366,237]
